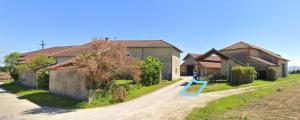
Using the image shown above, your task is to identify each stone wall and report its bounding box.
[128,47,181,80]
[19,71,37,88]
[180,56,198,76]
[49,69,89,100]
[221,49,248,64]
[172,50,181,80]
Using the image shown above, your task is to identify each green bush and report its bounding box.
[141,56,162,86]
[37,70,50,90]
[4,52,20,81]
[231,66,256,85]
[267,67,279,81]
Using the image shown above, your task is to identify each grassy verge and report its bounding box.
[0,82,81,108]
[187,74,300,93]
[0,79,179,109]
[186,76,300,120]
[77,80,179,108]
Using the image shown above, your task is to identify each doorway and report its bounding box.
[186,65,194,76]
[257,70,267,79]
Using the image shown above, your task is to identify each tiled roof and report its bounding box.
[46,59,75,70]
[250,56,277,66]
[51,40,182,57]
[18,46,75,64]
[220,41,288,61]
[199,62,221,68]
[197,48,247,66]
[183,53,221,62]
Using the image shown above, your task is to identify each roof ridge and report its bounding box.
[158,39,183,52]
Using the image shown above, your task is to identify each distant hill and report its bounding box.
[289,66,300,71]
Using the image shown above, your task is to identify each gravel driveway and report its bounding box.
[0,78,258,120]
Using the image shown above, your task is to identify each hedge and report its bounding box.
[231,66,256,85]
[267,67,279,81]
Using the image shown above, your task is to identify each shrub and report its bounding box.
[231,66,256,85]
[208,74,227,83]
[141,56,162,86]
[36,70,50,90]
[113,86,128,102]
[267,67,279,81]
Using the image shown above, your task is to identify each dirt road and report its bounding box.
[4,77,262,120]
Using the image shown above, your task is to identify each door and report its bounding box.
[186,65,194,76]
[282,63,287,77]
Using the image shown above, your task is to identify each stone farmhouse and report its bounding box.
[194,41,289,81]
[17,46,74,88]
[48,40,181,100]
[180,53,221,76]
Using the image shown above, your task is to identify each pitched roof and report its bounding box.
[183,53,221,62]
[220,41,288,61]
[51,40,182,57]
[250,56,277,66]
[46,59,75,70]
[196,48,247,66]
[199,62,221,68]
[18,46,75,64]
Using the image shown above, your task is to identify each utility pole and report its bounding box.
[40,40,46,50]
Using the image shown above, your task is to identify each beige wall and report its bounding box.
[249,57,270,70]
[221,59,242,80]
[49,70,89,100]
[172,50,181,79]
[19,71,37,88]
[128,47,181,80]
[221,49,248,64]
[250,49,277,64]
[278,59,288,77]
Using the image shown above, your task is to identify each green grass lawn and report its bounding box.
[77,80,179,108]
[0,79,179,109]
[186,74,300,93]
[186,76,300,120]
[0,83,81,108]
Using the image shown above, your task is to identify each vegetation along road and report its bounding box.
[1,75,300,120]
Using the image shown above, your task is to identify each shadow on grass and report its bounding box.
[0,82,82,115]
[18,92,81,109]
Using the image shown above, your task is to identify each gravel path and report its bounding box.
[0,82,40,120]
[1,78,259,120]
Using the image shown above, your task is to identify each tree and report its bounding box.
[4,52,20,80]
[141,56,162,86]
[17,55,56,89]
[17,55,56,72]
[73,40,141,101]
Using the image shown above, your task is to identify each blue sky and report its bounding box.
[1,0,300,66]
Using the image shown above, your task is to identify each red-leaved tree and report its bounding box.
[74,40,141,92]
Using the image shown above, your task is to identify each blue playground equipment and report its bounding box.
[179,79,208,97]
